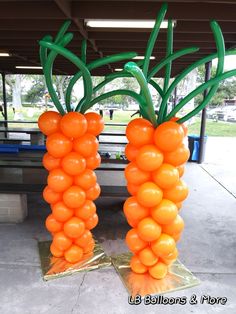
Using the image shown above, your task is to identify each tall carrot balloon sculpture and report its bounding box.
[123,3,236,279]
[38,21,137,263]
[83,2,236,279]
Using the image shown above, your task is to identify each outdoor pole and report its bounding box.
[173,86,177,109]
[198,61,212,164]
[1,72,8,136]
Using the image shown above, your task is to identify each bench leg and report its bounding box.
[30,133,45,145]
[0,194,28,223]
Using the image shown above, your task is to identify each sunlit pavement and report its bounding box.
[0,136,235,314]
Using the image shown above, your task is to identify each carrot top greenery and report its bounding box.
[40,3,236,128]
[39,21,137,115]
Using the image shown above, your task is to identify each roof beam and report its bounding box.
[0,2,65,19]
[89,32,236,42]
[72,1,236,21]
[54,0,111,71]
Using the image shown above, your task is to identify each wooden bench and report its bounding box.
[0,144,129,222]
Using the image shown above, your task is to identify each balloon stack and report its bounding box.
[38,111,104,263]
[38,20,137,264]
[124,118,189,279]
[118,2,236,280]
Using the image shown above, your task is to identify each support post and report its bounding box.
[198,61,211,164]
[1,72,8,129]
[173,86,177,109]
[1,73,8,138]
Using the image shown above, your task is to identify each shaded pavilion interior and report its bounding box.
[0,0,236,162]
[0,0,236,76]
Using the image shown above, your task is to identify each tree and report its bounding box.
[5,74,25,120]
[25,75,45,104]
[53,75,71,105]
[195,65,236,107]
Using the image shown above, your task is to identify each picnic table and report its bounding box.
[0,127,44,145]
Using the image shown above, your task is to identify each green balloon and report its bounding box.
[125,61,157,127]
[40,39,93,113]
[40,34,73,115]
[143,3,167,78]
[166,20,225,123]
[65,51,137,108]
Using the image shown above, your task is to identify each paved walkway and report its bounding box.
[201,136,236,197]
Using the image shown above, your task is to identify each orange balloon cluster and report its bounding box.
[124,118,190,279]
[38,111,104,263]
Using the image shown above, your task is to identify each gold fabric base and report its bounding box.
[112,252,200,296]
[38,241,111,281]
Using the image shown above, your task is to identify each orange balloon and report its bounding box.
[136,145,163,172]
[85,213,98,230]
[43,153,61,171]
[64,245,83,263]
[74,230,93,248]
[164,144,190,167]
[175,202,182,210]
[127,182,139,196]
[83,238,95,254]
[154,121,184,152]
[125,162,151,185]
[86,183,101,201]
[126,118,154,147]
[43,186,61,204]
[151,233,176,257]
[63,186,86,209]
[123,196,149,222]
[38,111,61,135]
[61,152,86,176]
[172,233,182,242]
[161,247,178,265]
[162,215,184,235]
[139,247,158,266]
[137,182,163,207]
[75,200,96,220]
[130,255,148,274]
[177,165,185,177]
[86,153,101,170]
[163,179,189,203]
[126,217,140,228]
[46,132,72,158]
[53,231,72,251]
[125,144,139,161]
[52,201,74,222]
[170,117,188,136]
[84,112,104,136]
[63,217,85,238]
[125,228,147,253]
[137,217,162,242]
[60,112,87,138]
[152,163,179,189]
[148,261,167,279]
[45,214,63,233]
[47,168,73,193]
[73,133,99,158]
[50,242,64,258]
[151,199,178,225]
[74,169,97,190]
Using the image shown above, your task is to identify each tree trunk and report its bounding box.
[13,75,23,120]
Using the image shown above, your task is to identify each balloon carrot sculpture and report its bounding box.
[38,21,137,263]
[88,3,236,279]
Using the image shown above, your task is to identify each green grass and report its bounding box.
[188,118,236,137]
[2,107,236,136]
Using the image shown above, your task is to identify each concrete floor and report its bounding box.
[0,140,236,313]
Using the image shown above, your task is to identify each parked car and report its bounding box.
[207,107,220,119]
[223,108,236,122]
